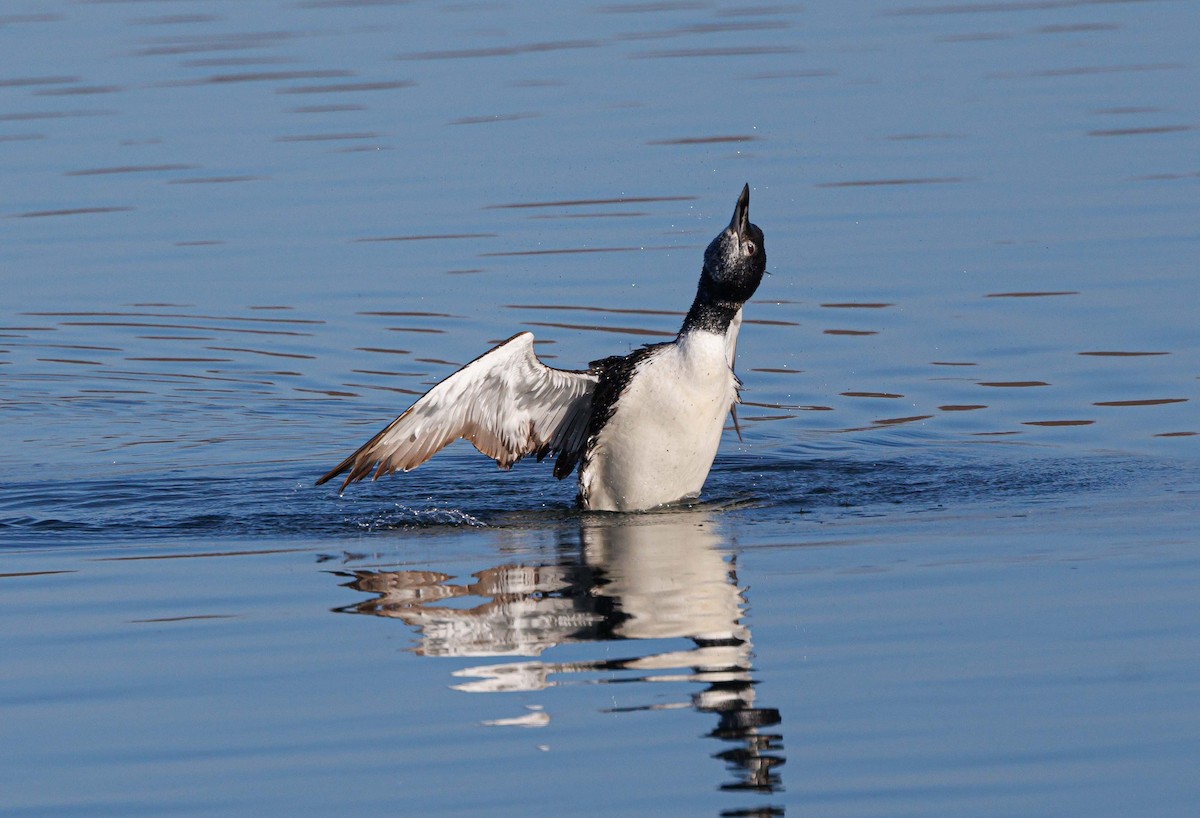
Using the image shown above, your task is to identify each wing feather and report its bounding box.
[317,332,597,492]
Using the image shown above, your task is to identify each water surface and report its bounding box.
[2,1,1198,816]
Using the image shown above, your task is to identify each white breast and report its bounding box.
[580,325,740,512]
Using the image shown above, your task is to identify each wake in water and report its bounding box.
[0,443,1178,548]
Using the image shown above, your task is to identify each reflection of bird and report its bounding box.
[317,185,767,511]
[334,509,784,793]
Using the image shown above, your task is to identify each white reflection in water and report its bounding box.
[336,509,785,795]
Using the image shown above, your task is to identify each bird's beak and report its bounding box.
[729,183,751,242]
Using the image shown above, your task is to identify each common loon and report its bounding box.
[318,184,767,512]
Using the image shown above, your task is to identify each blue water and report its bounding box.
[2,1,1198,815]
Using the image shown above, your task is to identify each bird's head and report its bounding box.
[699,184,767,308]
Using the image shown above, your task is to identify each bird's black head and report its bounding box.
[700,183,767,308]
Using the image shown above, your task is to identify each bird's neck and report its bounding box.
[681,292,742,336]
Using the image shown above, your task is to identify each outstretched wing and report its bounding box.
[317,332,598,492]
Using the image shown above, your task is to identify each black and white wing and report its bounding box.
[317,332,598,492]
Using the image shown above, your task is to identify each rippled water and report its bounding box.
[2,1,1198,816]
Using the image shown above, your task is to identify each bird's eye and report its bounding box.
[742,240,756,257]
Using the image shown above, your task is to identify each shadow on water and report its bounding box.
[333,508,786,803]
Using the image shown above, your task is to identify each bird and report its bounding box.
[317,184,767,512]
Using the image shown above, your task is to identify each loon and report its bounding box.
[317,184,767,512]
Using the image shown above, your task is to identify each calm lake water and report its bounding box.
[2,1,1198,815]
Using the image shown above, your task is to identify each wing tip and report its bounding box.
[315,452,365,493]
